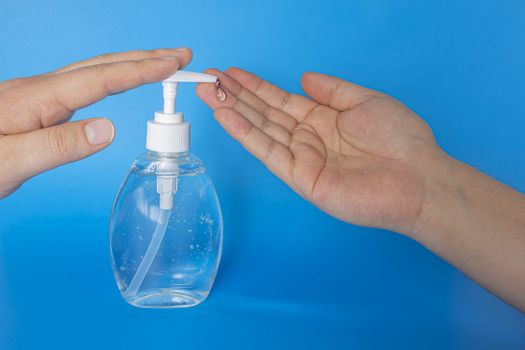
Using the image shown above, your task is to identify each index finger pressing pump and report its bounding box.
[109,71,223,308]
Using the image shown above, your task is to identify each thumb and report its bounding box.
[0,118,114,184]
[300,72,381,111]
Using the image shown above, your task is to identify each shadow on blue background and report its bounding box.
[1,0,524,349]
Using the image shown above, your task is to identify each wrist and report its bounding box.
[408,151,467,244]
[405,149,525,311]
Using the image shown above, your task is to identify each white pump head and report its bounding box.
[146,71,217,153]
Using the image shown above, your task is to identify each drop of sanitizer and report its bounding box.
[215,80,227,102]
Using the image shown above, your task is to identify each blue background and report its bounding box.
[1,0,525,348]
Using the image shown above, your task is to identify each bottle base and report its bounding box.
[124,288,208,308]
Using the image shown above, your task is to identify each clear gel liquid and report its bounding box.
[109,152,223,308]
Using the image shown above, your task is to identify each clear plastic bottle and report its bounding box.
[109,151,223,308]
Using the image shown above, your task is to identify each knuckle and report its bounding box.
[329,79,344,105]
[85,63,110,93]
[262,105,272,118]
[47,126,76,159]
[262,139,277,163]
[130,60,150,85]
[279,92,290,109]
[92,53,112,64]
[259,118,271,132]
[137,69,148,85]
[86,63,106,78]
[254,78,265,95]
[239,124,254,143]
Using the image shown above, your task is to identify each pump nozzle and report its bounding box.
[165,70,218,83]
[162,71,217,114]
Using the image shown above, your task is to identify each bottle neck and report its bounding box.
[147,150,189,160]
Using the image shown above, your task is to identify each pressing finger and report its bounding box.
[0,56,181,135]
[0,48,192,94]
[51,48,192,75]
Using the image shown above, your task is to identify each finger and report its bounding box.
[0,57,180,135]
[0,48,192,94]
[214,107,294,186]
[224,67,318,122]
[300,72,382,111]
[51,48,192,74]
[196,76,291,147]
[0,118,114,183]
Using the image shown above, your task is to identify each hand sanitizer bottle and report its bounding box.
[109,71,223,308]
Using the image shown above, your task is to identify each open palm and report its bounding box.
[197,68,442,234]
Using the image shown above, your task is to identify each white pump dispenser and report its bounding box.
[146,71,217,154]
[146,71,218,210]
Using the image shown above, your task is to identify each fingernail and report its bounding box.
[84,118,114,145]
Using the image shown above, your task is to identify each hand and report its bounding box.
[0,48,192,198]
[197,68,446,235]
[198,68,525,310]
